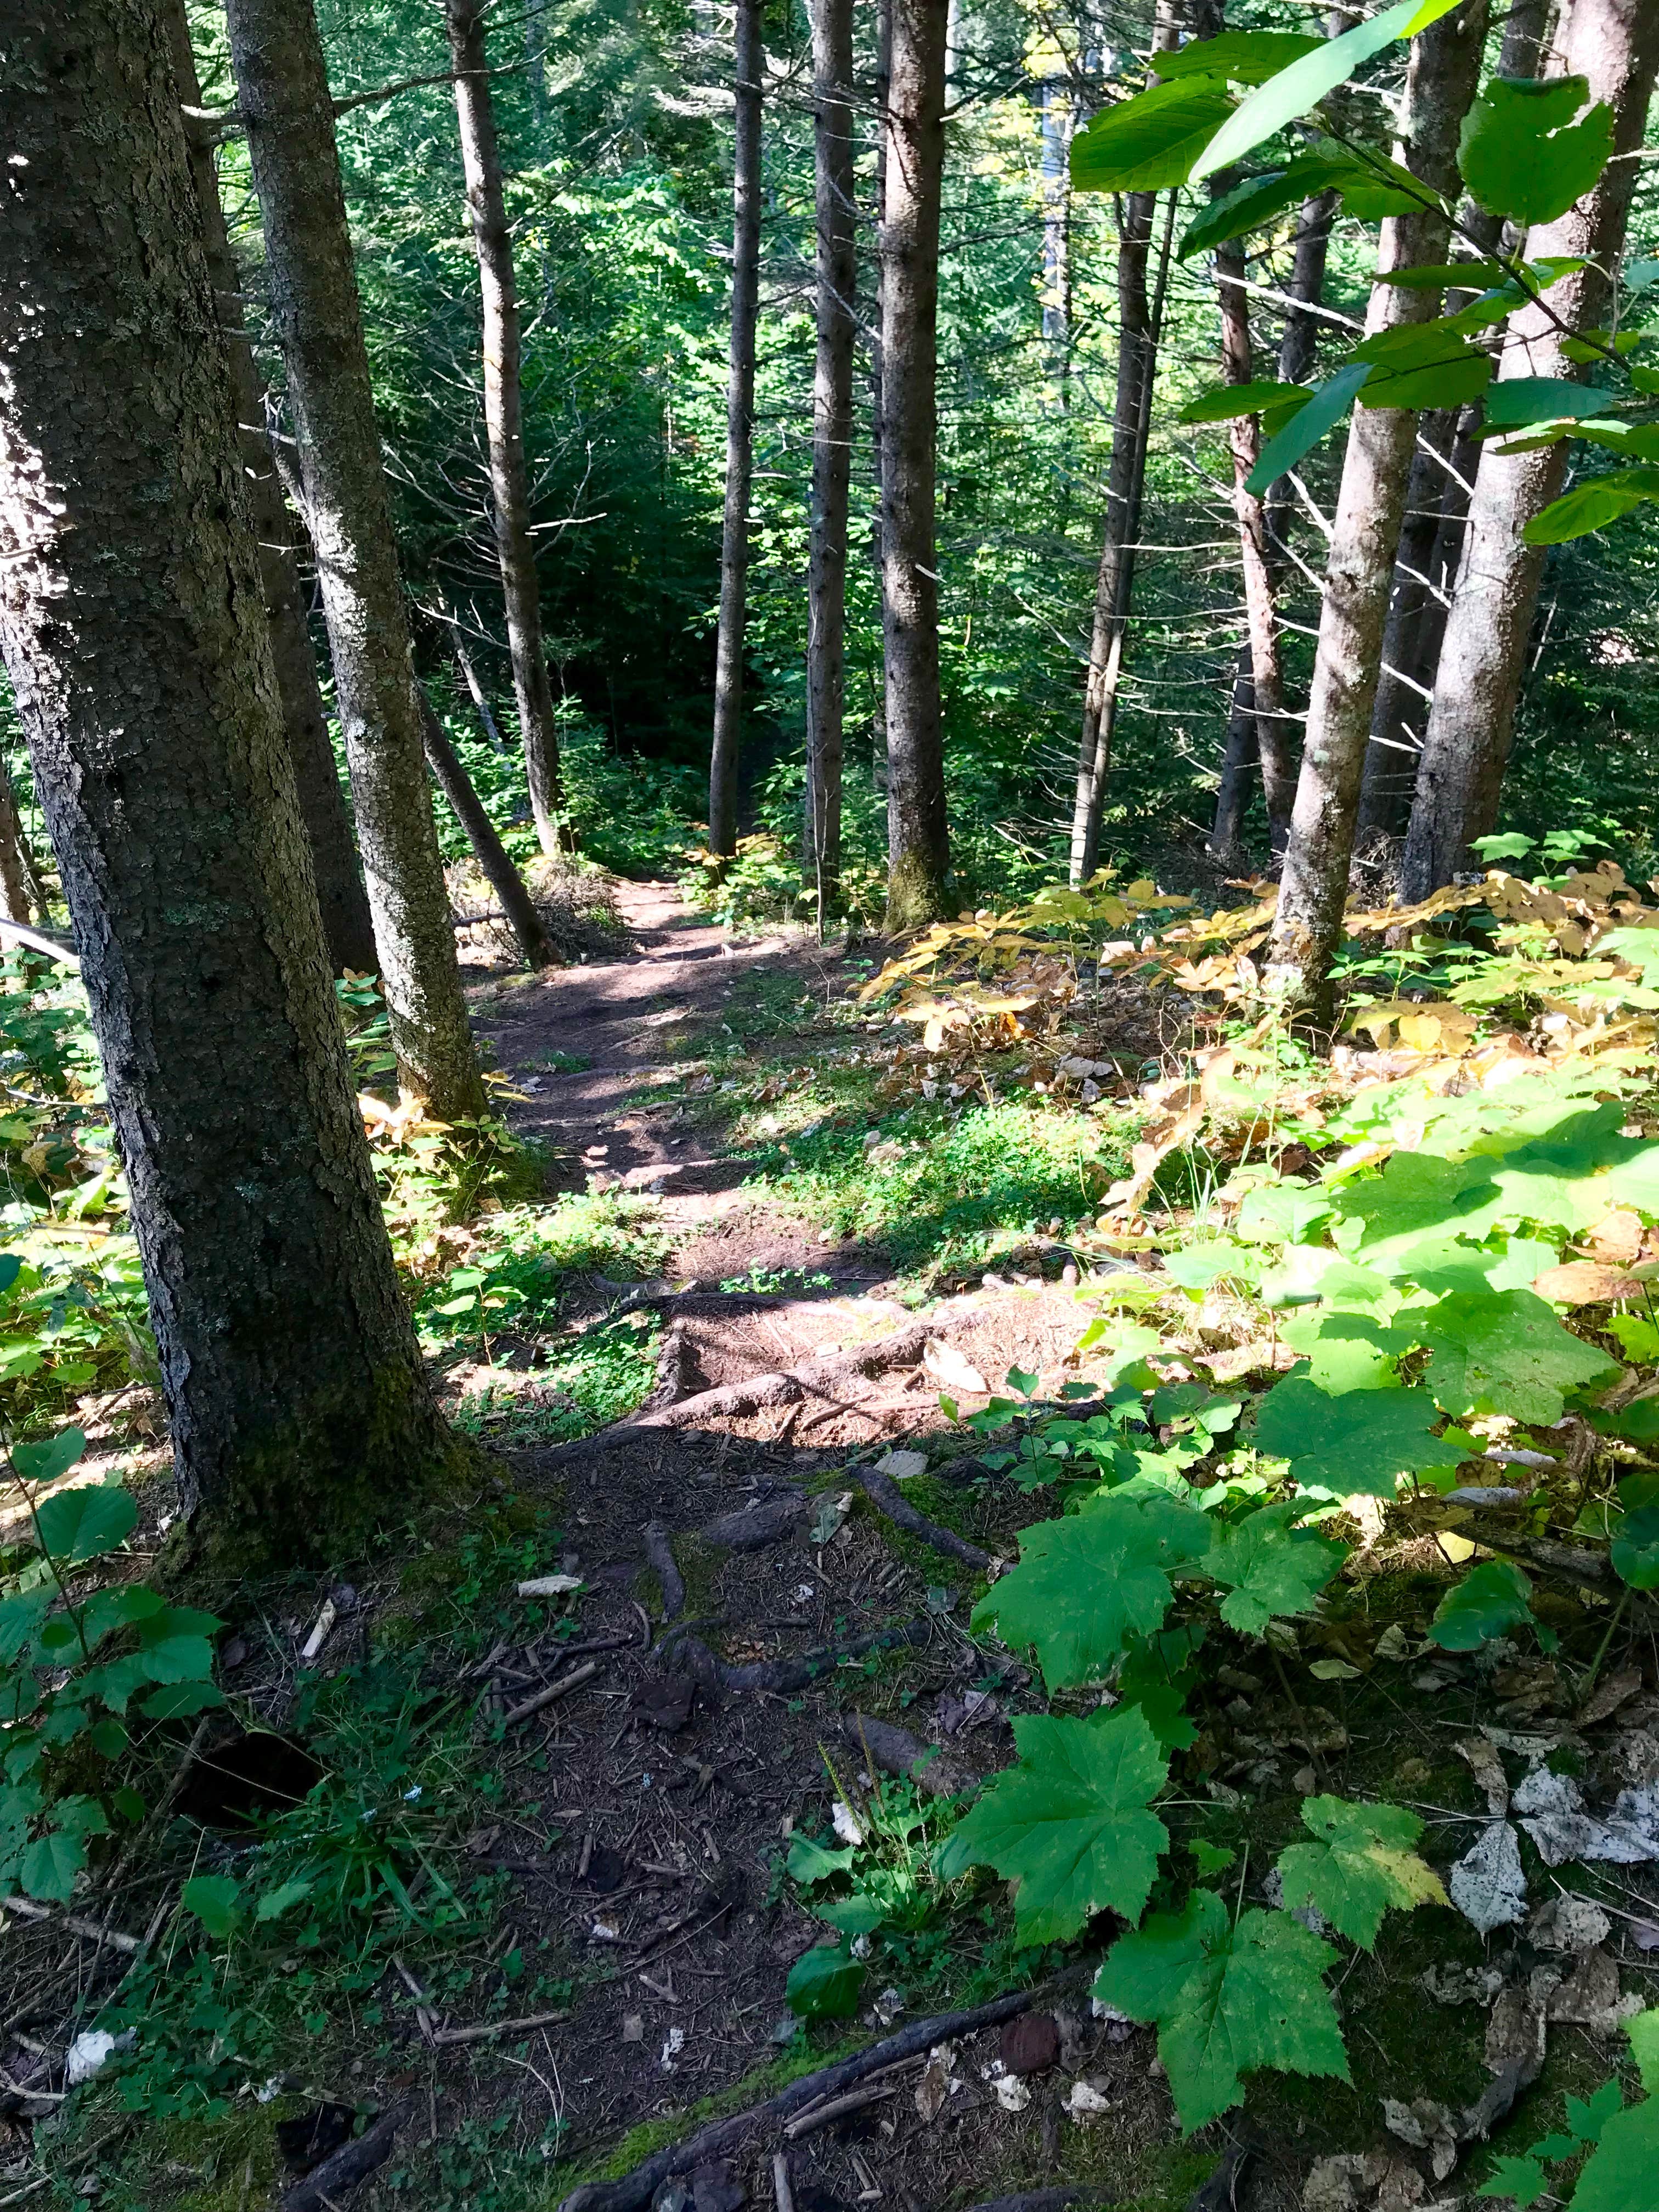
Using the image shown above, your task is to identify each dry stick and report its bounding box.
[430,2007,568,2047]
[1,1897,141,1955]
[856,1463,994,1573]
[559,1974,1085,2212]
[504,1658,600,1726]
[771,2153,795,2212]
[781,2081,900,2141]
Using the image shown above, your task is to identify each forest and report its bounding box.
[3,0,1659,2208]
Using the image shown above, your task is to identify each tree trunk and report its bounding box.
[880,0,951,929]
[1357,0,1556,839]
[708,0,764,862]
[868,0,893,800]
[1209,651,1257,860]
[163,0,377,976]
[1068,4,1181,889]
[804,0,856,913]
[224,0,487,1121]
[444,0,565,856]
[1265,0,1489,1025]
[1400,0,1657,896]
[0,0,452,1562]
[1039,77,1073,385]
[0,774,34,926]
[449,620,510,752]
[417,693,556,970]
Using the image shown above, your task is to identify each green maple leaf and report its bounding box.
[971,1492,1211,1690]
[936,1706,1169,1944]
[1568,2097,1659,2212]
[1414,1289,1620,1424]
[1203,1503,1345,1637]
[1276,1795,1446,1949]
[1476,2155,1549,2208]
[1278,1310,1416,1392]
[1253,1378,1445,1497]
[1428,1558,1537,1651]
[1329,1152,1504,1267]
[1094,1889,1348,2132]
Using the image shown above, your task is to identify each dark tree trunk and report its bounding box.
[867,0,893,798]
[0,775,34,926]
[880,0,951,928]
[164,0,376,975]
[1209,651,1258,860]
[708,0,764,861]
[1400,0,1657,897]
[804,0,856,911]
[1266,0,1489,1025]
[224,0,487,1120]
[0,0,452,1562]
[1068,2,1181,888]
[416,693,556,970]
[444,0,564,855]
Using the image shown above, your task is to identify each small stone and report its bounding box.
[691,2160,745,2212]
[998,2012,1060,2077]
[622,2015,645,2043]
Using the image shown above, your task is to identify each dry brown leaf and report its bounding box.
[1585,1210,1646,1268]
[1531,1260,1644,1306]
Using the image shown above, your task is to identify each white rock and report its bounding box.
[994,2075,1031,2113]
[1449,1820,1527,1934]
[1064,2079,1113,2126]
[874,1449,930,1482]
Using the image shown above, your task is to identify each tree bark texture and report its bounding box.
[163,0,377,976]
[224,0,487,1121]
[1209,651,1257,859]
[1068,3,1181,889]
[880,0,951,929]
[444,0,564,855]
[708,0,764,861]
[1039,77,1073,379]
[416,692,555,970]
[1400,0,1659,898]
[1357,0,1556,838]
[0,0,451,1560]
[1266,0,1489,1022]
[804,0,856,910]
[867,0,892,795]
[0,773,34,925]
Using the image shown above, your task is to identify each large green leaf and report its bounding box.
[1568,2096,1659,2212]
[19,1827,85,1904]
[786,1942,865,2019]
[1246,362,1370,495]
[1427,1558,1537,1651]
[1329,1149,1504,1266]
[1094,1889,1348,2131]
[1254,1378,1444,1497]
[1071,80,1236,194]
[1611,1505,1659,1592]
[1486,377,1611,429]
[1525,468,1659,546]
[1459,76,1614,227]
[935,1706,1169,1944]
[1180,380,1312,425]
[1156,31,1323,84]
[1180,145,1419,258]
[182,1873,244,1938]
[1350,317,1495,410]
[1192,0,1462,183]
[1278,1310,1415,1392]
[971,1492,1210,1690]
[33,1483,137,1565]
[12,1427,86,1487]
[1413,1289,1620,1424]
[1276,1796,1445,1949]
[1203,1502,1345,1635]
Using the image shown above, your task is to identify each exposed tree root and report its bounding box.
[857,1463,995,1573]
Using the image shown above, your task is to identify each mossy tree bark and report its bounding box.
[0,0,453,1563]
[708,0,764,863]
[1266,0,1489,1028]
[804,0,856,912]
[163,0,377,976]
[1401,0,1659,898]
[443,0,565,856]
[224,0,487,1119]
[880,0,950,930]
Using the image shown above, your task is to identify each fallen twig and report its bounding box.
[781,2081,899,2140]
[557,1968,1089,2212]
[1,1896,140,1955]
[430,2008,569,2047]
[504,1659,601,1726]
[280,2104,405,2212]
[857,1464,994,1573]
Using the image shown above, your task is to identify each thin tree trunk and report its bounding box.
[880,0,950,928]
[1400,0,1655,896]
[0,0,452,1560]
[224,0,488,1120]
[1357,0,1556,838]
[449,620,510,752]
[444,0,564,855]
[417,692,556,970]
[868,0,893,800]
[1040,77,1073,386]
[1265,0,1489,1025]
[708,0,764,861]
[0,775,33,925]
[804,0,856,913]
[164,0,377,975]
[1068,3,1181,889]
[1209,651,1258,860]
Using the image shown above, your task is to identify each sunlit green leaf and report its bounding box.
[1459,76,1613,226]
[1525,468,1659,546]
[1254,1378,1444,1498]
[1277,1796,1445,1949]
[1428,1558,1537,1651]
[1071,79,1236,194]
[12,1427,86,1487]
[33,1483,136,1565]
[1180,380,1313,425]
[1246,363,1370,495]
[1203,1502,1345,1635]
[1156,31,1323,84]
